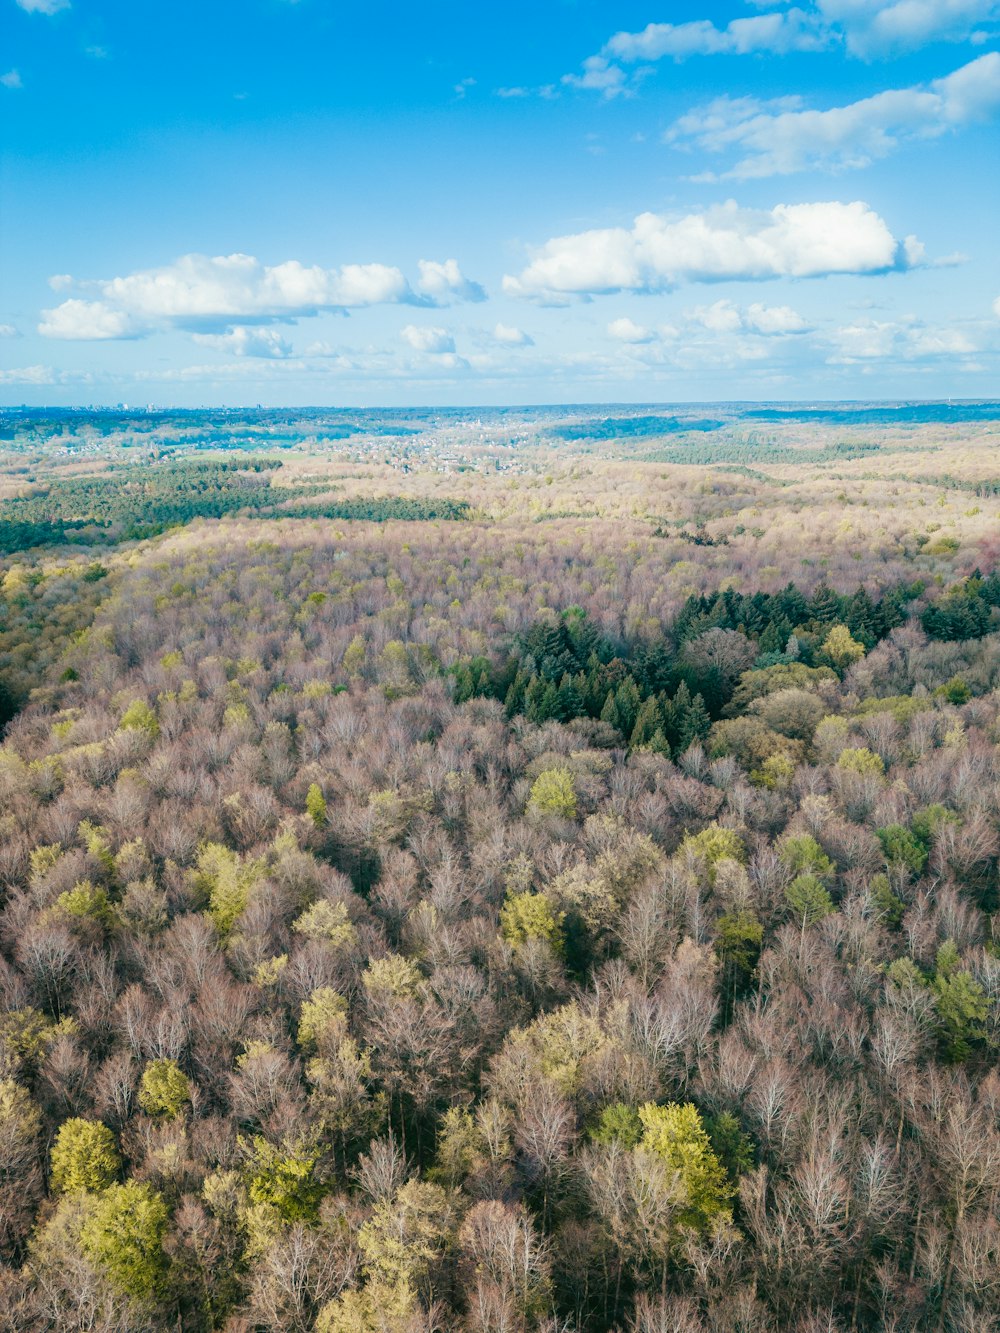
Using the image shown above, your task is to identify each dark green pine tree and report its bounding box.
[757,619,787,656]
[523,674,548,721]
[614,678,642,737]
[846,587,876,645]
[504,668,529,717]
[630,695,663,748]
[677,690,711,750]
[776,581,810,627]
[809,584,842,627]
[667,681,693,751]
[555,672,585,721]
[600,689,622,732]
[583,661,610,715]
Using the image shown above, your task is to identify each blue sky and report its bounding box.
[2,0,999,405]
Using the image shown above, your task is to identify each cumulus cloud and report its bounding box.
[828,314,977,362]
[15,0,70,12]
[817,0,1000,57]
[607,317,655,343]
[668,52,1000,178]
[607,9,825,62]
[1,70,23,89]
[38,251,484,341]
[994,295,1000,317]
[0,365,58,384]
[503,201,917,302]
[416,258,486,304]
[190,327,293,358]
[493,323,534,346]
[562,56,633,98]
[0,324,19,338]
[687,299,811,334]
[38,299,140,340]
[400,325,456,354]
[567,0,1000,91]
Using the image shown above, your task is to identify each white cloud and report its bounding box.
[687,298,810,334]
[493,322,534,346]
[38,251,482,341]
[1,70,23,89]
[504,200,916,302]
[562,56,632,98]
[416,258,486,304]
[606,9,825,61]
[38,299,140,340]
[190,327,293,358]
[817,0,1000,57]
[607,317,655,343]
[15,0,70,12]
[0,365,57,385]
[400,325,456,354]
[668,52,1000,178]
[568,0,1000,90]
[993,295,1000,317]
[0,324,18,338]
[828,314,977,362]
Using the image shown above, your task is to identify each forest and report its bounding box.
[1,406,1000,1332]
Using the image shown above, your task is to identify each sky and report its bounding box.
[1,0,999,406]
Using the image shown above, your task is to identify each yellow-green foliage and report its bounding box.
[358,1178,455,1291]
[305,781,328,826]
[316,1280,415,1333]
[245,1136,324,1223]
[779,834,835,880]
[292,898,356,948]
[341,634,366,677]
[29,843,62,881]
[362,953,422,999]
[50,1117,121,1194]
[837,746,885,775]
[528,766,577,819]
[638,1101,733,1233]
[193,842,266,936]
[786,874,836,926]
[52,880,114,930]
[253,954,288,987]
[298,987,348,1050]
[680,825,746,881]
[752,752,796,789]
[506,1001,608,1097]
[138,1059,191,1119]
[822,624,866,669]
[79,1180,169,1301]
[119,699,159,739]
[0,1007,64,1070]
[500,890,564,952]
[0,1077,41,1170]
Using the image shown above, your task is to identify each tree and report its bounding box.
[821,624,866,670]
[244,1136,324,1224]
[786,874,835,928]
[637,1102,733,1235]
[138,1059,191,1119]
[50,1118,120,1194]
[836,746,884,776]
[193,842,266,936]
[500,890,564,953]
[119,699,159,740]
[932,941,990,1062]
[79,1180,169,1301]
[305,783,328,827]
[528,767,577,820]
[358,1178,455,1298]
